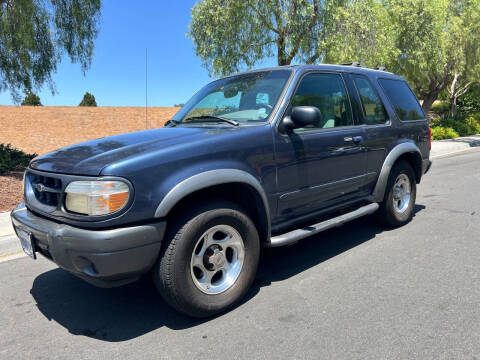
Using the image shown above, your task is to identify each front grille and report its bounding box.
[25,171,63,211]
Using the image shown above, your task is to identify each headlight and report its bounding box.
[64,180,130,216]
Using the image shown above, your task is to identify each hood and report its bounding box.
[30,126,239,176]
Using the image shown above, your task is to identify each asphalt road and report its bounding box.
[1,149,480,360]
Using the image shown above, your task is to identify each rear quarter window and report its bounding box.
[379,78,425,121]
[352,75,388,125]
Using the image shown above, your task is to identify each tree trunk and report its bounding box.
[277,36,288,65]
[450,96,457,117]
[449,70,459,117]
[421,93,438,114]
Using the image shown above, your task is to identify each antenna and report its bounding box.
[145,47,148,129]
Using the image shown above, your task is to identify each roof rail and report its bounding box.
[340,62,390,72]
[341,62,362,67]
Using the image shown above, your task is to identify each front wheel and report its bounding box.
[378,160,417,227]
[154,201,260,318]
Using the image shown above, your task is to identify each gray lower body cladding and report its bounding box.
[11,203,166,287]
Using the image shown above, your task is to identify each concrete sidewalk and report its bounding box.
[0,210,13,237]
[430,134,480,158]
[1,134,479,262]
[0,211,21,262]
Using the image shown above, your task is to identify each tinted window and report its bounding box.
[352,75,388,125]
[292,73,353,130]
[379,78,425,121]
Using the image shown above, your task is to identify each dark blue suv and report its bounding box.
[11,64,431,317]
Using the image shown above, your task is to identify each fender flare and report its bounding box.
[154,169,271,237]
[372,142,423,202]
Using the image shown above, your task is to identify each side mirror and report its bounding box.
[279,106,322,133]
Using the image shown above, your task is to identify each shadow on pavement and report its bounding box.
[30,204,425,342]
[443,136,480,147]
[254,204,425,286]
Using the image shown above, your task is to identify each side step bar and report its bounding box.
[268,203,379,247]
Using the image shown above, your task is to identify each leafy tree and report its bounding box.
[324,0,398,68]
[382,0,480,114]
[190,0,480,115]
[174,103,184,107]
[79,92,97,106]
[382,0,453,113]
[21,92,41,106]
[446,0,480,116]
[189,0,346,77]
[0,0,101,102]
[332,0,480,114]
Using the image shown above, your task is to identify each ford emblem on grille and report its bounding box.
[35,183,46,192]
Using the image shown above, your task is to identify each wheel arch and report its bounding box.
[154,169,271,244]
[372,142,423,202]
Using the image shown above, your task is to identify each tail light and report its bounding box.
[428,127,432,150]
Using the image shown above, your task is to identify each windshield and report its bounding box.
[172,70,292,124]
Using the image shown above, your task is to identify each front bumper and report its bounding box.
[11,203,166,287]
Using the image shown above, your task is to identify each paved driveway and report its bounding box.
[1,149,479,359]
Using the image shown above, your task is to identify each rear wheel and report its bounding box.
[154,200,260,318]
[379,160,417,227]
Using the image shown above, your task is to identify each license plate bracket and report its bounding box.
[16,228,36,259]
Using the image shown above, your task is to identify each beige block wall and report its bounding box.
[0,106,180,155]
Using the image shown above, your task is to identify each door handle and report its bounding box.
[352,136,363,144]
[344,136,363,144]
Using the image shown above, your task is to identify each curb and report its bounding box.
[0,250,25,263]
[430,134,480,158]
[431,146,480,159]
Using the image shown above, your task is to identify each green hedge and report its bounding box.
[431,127,459,140]
[457,86,480,114]
[0,144,37,175]
[430,101,450,117]
[430,113,480,140]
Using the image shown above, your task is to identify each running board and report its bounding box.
[268,203,379,247]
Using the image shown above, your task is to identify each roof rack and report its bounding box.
[341,62,362,67]
[340,62,389,72]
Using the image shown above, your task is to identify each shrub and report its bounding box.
[431,127,459,140]
[79,92,97,106]
[464,113,480,134]
[21,92,42,106]
[457,86,480,114]
[0,144,37,175]
[430,101,450,117]
[430,112,480,138]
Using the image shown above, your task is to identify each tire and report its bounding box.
[154,200,260,318]
[378,160,417,227]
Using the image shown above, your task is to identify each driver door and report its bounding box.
[274,72,370,222]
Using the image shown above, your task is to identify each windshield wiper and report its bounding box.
[183,115,239,126]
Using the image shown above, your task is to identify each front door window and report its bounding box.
[291,73,353,130]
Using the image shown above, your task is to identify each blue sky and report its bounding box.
[0,1,275,107]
